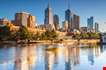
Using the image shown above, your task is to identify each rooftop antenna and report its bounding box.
[66,0,70,9]
[68,0,70,9]
[48,0,50,8]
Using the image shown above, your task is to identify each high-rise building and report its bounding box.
[87,16,94,32]
[14,12,36,28]
[53,14,59,30]
[95,22,99,32]
[65,0,72,31]
[65,9,72,31]
[44,3,55,31]
[72,14,80,31]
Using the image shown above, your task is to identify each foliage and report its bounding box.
[0,25,11,40]
[73,32,100,39]
[88,32,100,39]
[40,30,58,40]
[81,33,89,39]
[17,26,31,40]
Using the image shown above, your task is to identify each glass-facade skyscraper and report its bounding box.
[65,9,72,31]
[53,14,59,30]
[87,16,94,32]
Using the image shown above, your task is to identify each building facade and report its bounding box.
[0,18,11,26]
[87,16,94,32]
[27,15,36,28]
[65,9,72,31]
[53,14,60,30]
[44,5,55,31]
[95,22,99,32]
[72,14,80,31]
[14,12,36,28]
[63,20,68,32]
[80,27,87,33]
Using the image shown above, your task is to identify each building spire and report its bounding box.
[48,0,50,8]
[68,0,70,9]
[66,0,70,9]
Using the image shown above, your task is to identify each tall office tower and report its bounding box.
[65,9,72,31]
[53,14,60,30]
[72,14,80,31]
[65,0,72,31]
[95,22,99,32]
[44,2,55,31]
[87,16,94,32]
[14,12,36,28]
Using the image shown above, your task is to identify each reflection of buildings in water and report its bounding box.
[100,45,106,53]
[14,46,28,70]
[64,45,80,70]
[87,45,101,65]
[0,46,15,65]
[27,44,37,69]
[64,47,72,70]
[44,45,58,70]
[94,45,100,57]
[14,44,36,70]
[88,46,94,65]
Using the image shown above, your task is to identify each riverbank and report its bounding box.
[0,39,100,45]
[79,39,100,44]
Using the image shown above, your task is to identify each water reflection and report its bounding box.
[14,44,36,70]
[64,45,80,70]
[44,45,58,70]
[0,44,106,70]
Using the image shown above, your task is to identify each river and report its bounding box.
[0,43,106,70]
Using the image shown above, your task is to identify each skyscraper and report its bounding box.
[72,14,80,30]
[95,22,99,32]
[44,2,55,31]
[65,0,72,31]
[87,16,94,32]
[65,9,72,31]
[53,14,59,30]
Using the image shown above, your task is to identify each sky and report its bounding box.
[0,0,106,32]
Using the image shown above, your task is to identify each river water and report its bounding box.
[0,43,106,70]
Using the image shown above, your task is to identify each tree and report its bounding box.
[88,32,100,39]
[40,30,58,40]
[18,26,31,40]
[0,25,11,40]
[81,33,89,39]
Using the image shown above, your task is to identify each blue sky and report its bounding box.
[0,0,106,32]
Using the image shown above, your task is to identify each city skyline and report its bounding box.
[0,0,106,32]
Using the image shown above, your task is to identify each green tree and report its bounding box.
[18,26,31,40]
[81,33,89,39]
[73,34,81,39]
[88,32,100,39]
[0,25,11,40]
[40,30,58,40]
